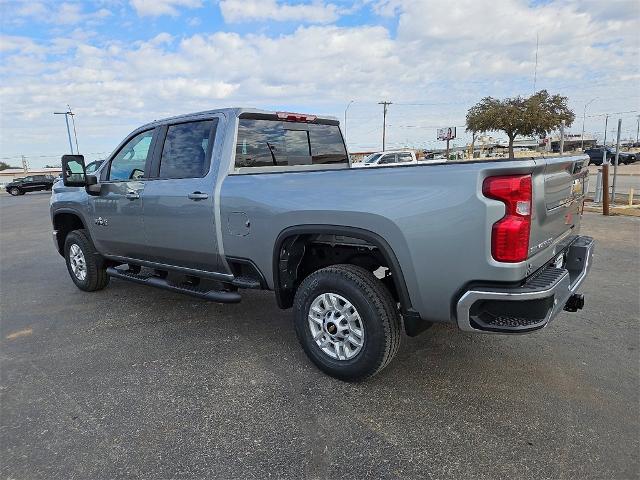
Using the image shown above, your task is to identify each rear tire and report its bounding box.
[64,229,109,292]
[293,264,401,381]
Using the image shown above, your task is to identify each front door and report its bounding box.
[88,129,156,259]
[141,118,220,272]
[21,176,37,191]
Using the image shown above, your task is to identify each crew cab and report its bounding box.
[51,108,595,381]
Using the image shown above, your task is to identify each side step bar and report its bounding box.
[106,267,241,303]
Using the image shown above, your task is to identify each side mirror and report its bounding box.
[61,154,87,187]
[86,174,101,195]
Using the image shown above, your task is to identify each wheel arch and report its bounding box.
[52,209,88,256]
[272,225,414,315]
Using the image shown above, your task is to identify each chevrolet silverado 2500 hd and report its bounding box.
[51,108,595,381]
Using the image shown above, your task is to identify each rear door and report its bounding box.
[378,153,397,165]
[397,152,414,164]
[89,128,157,258]
[141,117,221,272]
[529,155,588,258]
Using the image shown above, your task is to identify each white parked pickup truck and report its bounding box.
[353,150,417,167]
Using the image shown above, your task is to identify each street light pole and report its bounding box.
[344,100,354,147]
[581,97,597,151]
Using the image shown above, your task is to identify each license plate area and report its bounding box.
[554,253,565,269]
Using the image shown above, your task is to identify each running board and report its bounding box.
[106,267,241,303]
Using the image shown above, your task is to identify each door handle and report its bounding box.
[125,191,140,200]
[188,192,208,200]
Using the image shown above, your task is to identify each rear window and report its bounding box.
[235,119,347,168]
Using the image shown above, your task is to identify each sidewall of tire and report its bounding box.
[64,230,109,292]
[293,266,398,381]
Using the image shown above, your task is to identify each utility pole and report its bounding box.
[344,100,354,149]
[636,115,639,143]
[581,97,597,151]
[54,109,76,154]
[611,118,622,205]
[602,114,610,216]
[532,32,539,94]
[378,101,392,151]
[559,120,565,155]
[21,155,28,173]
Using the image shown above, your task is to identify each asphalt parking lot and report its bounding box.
[1,192,638,480]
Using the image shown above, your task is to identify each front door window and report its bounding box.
[108,130,154,181]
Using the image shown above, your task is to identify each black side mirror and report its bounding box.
[61,154,87,187]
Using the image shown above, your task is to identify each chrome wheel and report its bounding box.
[9,188,19,196]
[69,244,87,281]
[308,293,364,361]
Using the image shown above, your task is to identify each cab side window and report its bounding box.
[158,120,217,179]
[379,154,396,164]
[108,130,154,181]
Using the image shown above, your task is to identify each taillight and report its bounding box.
[483,174,532,263]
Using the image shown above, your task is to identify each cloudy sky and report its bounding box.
[1,0,639,168]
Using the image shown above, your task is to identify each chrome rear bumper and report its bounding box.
[456,236,595,334]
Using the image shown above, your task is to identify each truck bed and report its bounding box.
[220,155,588,324]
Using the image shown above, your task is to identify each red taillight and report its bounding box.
[483,174,532,263]
[276,111,317,122]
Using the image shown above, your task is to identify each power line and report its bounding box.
[0,151,110,160]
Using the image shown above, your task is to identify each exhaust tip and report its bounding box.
[564,293,585,312]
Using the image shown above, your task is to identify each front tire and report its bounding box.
[8,187,20,196]
[64,229,109,292]
[293,264,401,381]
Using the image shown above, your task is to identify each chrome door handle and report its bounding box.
[125,191,140,200]
[188,192,208,200]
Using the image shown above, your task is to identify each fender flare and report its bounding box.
[52,208,89,254]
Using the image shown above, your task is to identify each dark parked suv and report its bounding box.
[584,147,637,165]
[5,175,55,196]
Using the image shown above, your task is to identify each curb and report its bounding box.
[584,205,640,217]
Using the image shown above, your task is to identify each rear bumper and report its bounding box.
[456,235,595,334]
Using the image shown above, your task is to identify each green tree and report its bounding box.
[466,90,575,158]
[0,161,19,171]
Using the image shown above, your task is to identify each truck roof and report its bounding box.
[137,108,339,132]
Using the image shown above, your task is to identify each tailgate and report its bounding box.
[529,155,588,258]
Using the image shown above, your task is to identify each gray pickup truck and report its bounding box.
[51,108,594,381]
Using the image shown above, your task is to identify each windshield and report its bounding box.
[364,154,382,164]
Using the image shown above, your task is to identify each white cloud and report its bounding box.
[1,1,112,26]
[54,3,112,25]
[130,0,202,17]
[0,0,638,165]
[220,0,340,23]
